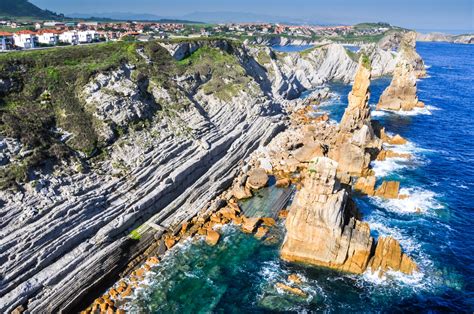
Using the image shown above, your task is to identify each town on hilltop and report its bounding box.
[0,19,396,51]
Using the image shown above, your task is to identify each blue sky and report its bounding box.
[32,0,473,32]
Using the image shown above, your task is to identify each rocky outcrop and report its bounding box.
[330,57,382,177]
[370,236,418,275]
[281,158,417,275]
[376,59,425,111]
[281,157,374,274]
[376,32,426,112]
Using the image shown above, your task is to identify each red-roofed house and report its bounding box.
[0,31,13,50]
[37,29,62,45]
[13,30,37,49]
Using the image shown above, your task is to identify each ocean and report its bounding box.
[125,42,474,312]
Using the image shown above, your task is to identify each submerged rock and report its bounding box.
[275,283,307,298]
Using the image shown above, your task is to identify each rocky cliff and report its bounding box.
[0,39,403,312]
[377,32,426,111]
[417,32,474,44]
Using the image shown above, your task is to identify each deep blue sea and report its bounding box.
[126,42,474,312]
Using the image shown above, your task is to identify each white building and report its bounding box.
[59,31,79,45]
[37,29,61,46]
[13,30,37,49]
[78,30,98,43]
[0,32,13,50]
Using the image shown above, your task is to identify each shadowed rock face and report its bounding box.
[377,32,426,111]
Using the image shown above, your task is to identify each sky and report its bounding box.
[31,0,474,33]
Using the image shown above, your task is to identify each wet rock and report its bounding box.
[377,150,411,160]
[275,283,307,298]
[287,274,303,284]
[255,227,269,240]
[246,168,269,190]
[375,181,400,199]
[388,134,408,145]
[205,229,220,246]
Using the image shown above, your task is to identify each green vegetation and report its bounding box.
[0,41,177,189]
[129,229,142,240]
[345,48,359,62]
[177,45,252,102]
[0,0,63,20]
[361,54,371,70]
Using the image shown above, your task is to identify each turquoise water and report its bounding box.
[127,42,474,312]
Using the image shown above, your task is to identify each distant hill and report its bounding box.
[0,0,63,19]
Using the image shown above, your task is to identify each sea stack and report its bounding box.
[377,32,426,111]
[330,55,382,177]
[280,157,374,274]
[280,158,418,275]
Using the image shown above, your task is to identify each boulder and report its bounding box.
[205,229,221,246]
[375,181,400,199]
[377,150,411,161]
[246,168,269,190]
[275,178,291,188]
[261,217,276,227]
[241,217,261,233]
[232,185,252,200]
[164,237,176,250]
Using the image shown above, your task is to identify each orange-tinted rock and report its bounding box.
[116,309,126,314]
[255,227,269,239]
[288,274,303,284]
[354,176,376,196]
[232,216,244,225]
[232,185,253,200]
[275,283,307,297]
[241,217,261,233]
[370,236,418,275]
[261,217,276,227]
[375,181,400,199]
[275,178,291,188]
[278,210,289,219]
[205,229,220,246]
[377,150,411,161]
[120,285,132,298]
[146,256,160,266]
[109,288,119,299]
[281,158,374,274]
[164,237,176,250]
[388,134,408,145]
